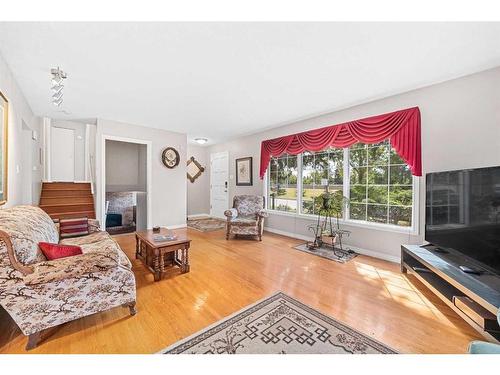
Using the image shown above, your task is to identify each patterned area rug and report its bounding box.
[161,292,396,354]
[187,218,226,232]
[293,243,358,263]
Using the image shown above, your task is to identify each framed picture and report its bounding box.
[236,157,253,186]
[186,156,205,183]
[0,91,8,206]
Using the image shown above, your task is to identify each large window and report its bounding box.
[302,149,343,215]
[349,141,413,226]
[267,140,415,228]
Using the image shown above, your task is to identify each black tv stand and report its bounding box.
[401,244,500,342]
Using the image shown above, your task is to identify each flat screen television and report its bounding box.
[425,165,500,275]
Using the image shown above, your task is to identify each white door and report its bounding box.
[210,151,229,219]
[51,127,75,181]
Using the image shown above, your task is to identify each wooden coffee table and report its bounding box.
[135,228,191,281]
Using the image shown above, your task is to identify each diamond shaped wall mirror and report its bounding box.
[186,156,205,183]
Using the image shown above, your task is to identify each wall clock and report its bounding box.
[161,147,180,168]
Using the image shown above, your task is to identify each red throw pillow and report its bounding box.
[39,242,83,260]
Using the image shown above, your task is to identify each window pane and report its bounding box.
[349,149,366,167]
[389,206,412,226]
[350,185,366,203]
[270,158,278,172]
[368,166,388,185]
[314,152,328,185]
[367,204,387,224]
[368,144,389,165]
[350,142,366,151]
[328,150,343,185]
[390,165,412,185]
[288,157,298,186]
[350,203,366,221]
[368,186,388,205]
[389,148,405,165]
[277,158,287,185]
[389,186,413,206]
[268,155,298,213]
[269,171,277,186]
[350,167,367,185]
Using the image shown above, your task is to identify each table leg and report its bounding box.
[135,235,139,259]
[159,249,165,274]
[181,247,190,273]
[153,248,161,281]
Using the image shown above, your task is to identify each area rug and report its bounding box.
[293,243,358,263]
[187,218,226,232]
[161,292,396,354]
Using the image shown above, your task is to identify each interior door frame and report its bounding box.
[100,134,153,230]
[210,151,229,218]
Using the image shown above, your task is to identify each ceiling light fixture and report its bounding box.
[50,67,68,107]
[194,138,208,145]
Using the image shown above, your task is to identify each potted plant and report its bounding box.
[316,189,350,247]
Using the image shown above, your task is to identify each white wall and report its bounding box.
[209,66,500,262]
[0,52,41,207]
[96,118,187,228]
[186,144,210,216]
[105,140,147,192]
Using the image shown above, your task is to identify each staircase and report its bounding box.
[39,182,96,220]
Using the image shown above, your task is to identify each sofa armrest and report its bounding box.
[88,219,101,233]
[23,251,119,285]
[224,209,238,219]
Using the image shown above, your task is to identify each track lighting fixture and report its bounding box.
[50,67,67,107]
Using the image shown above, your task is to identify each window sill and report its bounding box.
[265,209,419,236]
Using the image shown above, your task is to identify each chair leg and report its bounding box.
[123,301,137,316]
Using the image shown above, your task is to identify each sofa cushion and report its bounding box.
[230,215,258,226]
[39,242,83,260]
[0,206,58,265]
[59,231,110,246]
[61,231,132,269]
[23,251,120,285]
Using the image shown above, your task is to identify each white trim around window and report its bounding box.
[263,148,420,236]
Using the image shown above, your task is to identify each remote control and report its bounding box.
[433,247,448,254]
[459,265,482,275]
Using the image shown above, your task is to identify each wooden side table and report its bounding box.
[135,228,191,281]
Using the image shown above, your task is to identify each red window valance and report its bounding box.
[260,106,422,178]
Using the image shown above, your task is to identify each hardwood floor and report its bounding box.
[0,228,483,353]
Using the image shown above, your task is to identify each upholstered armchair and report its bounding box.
[0,206,137,350]
[224,195,269,241]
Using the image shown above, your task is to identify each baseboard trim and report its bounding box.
[187,213,210,220]
[264,227,400,263]
[165,223,188,230]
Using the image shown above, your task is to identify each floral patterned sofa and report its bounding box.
[0,205,137,350]
[224,195,268,241]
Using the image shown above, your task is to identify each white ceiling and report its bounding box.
[1,22,500,145]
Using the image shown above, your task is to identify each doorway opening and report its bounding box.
[103,138,150,234]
